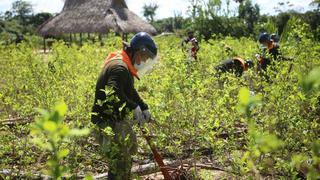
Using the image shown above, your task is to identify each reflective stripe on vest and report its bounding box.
[233,57,247,71]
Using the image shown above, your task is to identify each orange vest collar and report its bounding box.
[104,51,140,80]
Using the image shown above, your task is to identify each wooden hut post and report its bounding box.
[43,37,46,53]
[121,33,125,41]
[99,34,103,46]
[69,33,72,43]
[92,33,95,44]
[121,33,128,42]
[80,33,83,46]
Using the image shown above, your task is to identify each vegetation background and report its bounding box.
[0,0,319,179]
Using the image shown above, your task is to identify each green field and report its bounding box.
[0,31,319,179]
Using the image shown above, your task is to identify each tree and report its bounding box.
[187,0,201,21]
[173,11,184,30]
[0,19,4,33]
[142,3,158,23]
[310,0,320,9]
[275,12,291,35]
[238,0,260,34]
[11,0,33,25]
[32,12,53,27]
[4,11,13,21]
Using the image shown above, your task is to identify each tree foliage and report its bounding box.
[11,0,33,26]
[142,3,159,23]
[238,0,260,34]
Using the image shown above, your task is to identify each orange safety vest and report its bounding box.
[267,41,276,51]
[233,57,248,71]
[104,50,140,80]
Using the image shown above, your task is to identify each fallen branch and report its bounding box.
[0,116,33,125]
[1,160,231,179]
[0,169,51,179]
[0,115,87,126]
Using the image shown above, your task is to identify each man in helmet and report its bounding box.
[215,57,254,77]
[257,32,281,71]
[91,32,157,180]
[257,32,293,73]
[181,31,200,60]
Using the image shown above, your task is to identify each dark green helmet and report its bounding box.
[130,32,157,57]
[258,32,270,43]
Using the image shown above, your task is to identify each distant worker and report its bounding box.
[256,32,292,71]
[15,34,24,44]
[181,31,200,60]
[215,57,254,77]
[91,32,157,180]
[256,32,281,71]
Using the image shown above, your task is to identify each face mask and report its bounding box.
[134,57,158,77]
[134,62,142,70]
[261,44,267,48]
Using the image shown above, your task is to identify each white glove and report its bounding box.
[134,106,146,125]
[142,109,151,122]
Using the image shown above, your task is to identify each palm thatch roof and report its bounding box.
[37,0,156,37]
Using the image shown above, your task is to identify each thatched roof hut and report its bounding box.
[37,0,157,37]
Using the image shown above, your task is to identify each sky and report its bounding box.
[0,0,317,20]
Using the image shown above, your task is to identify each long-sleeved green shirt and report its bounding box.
[91,59,148,124]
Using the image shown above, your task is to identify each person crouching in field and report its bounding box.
[215,57,254,77]
[91,32,157,180]
[181,31,200,60]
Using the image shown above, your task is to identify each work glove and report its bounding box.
[134,106,146,125]
[255,54,261,60]
[142,109,151,122]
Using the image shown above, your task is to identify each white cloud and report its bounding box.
[253,0,315,15]
[31,0,63,13]
[0,0,64,13]
[126,0,189,19]
[0,0,13,12]
[0,0,316,17]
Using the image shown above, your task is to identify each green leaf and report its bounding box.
[69,128,90,137]
[239,87,250,106]
[54,102,68,116]
[43,121,57,132]
[57,149,69,159]
[84,175,94,180]
[36,108,50,120]
[302,67,320,93]
[59,125,70,136]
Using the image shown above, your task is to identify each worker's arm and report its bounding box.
[193,39,200,51]
[132,88,148,111]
